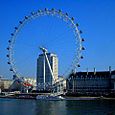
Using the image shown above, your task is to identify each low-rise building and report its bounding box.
[0,77,13,91]
[66,70,115,95]
[53,77,66,94]
[23,77,36,87]
[10,77,36,92]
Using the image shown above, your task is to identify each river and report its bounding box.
[0,98,115,115]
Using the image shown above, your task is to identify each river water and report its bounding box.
[0,98,115,115]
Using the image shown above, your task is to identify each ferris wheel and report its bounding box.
[7,8,85,79]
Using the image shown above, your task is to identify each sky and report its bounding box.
[0,0,115,79]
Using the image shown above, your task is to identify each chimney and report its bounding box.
[94,67,96,75]
[86,68,88,76]
[109,66,111,75]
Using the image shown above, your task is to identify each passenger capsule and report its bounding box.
[71,17,74,21]
[15,27,18,30]
[19,21,23,24]
[11,33,14,36]
[78,64,80,67]
[82,47,85,50]
[10,68,13,71]
[31,12,34,15]
[7,62,10,64]
[38,10,41,12]
[79,30,82,34]
[8,40,11,43]
[6,55,9,57]
[58,9,61,12]
[82,38,85,41]
[25,16,28,19]
[65,13,68,16]
[76,23,79,27]
[45,8,48,11]
[7,47,9,50]
[81,56,83,59]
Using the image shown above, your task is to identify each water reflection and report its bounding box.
[0,99,115,115]
[35,100,67,115]
[65,100,115,115]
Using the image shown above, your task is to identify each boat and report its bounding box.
[36,94,65,101]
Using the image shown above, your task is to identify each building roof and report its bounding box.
[77,71,110,75]
[69,70,115,78]
[39,53,57,57]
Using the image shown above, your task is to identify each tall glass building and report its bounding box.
[36,53,58,90]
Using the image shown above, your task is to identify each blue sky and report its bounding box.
[0,0,115,79]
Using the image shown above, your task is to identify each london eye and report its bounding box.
[7,8,85,81]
